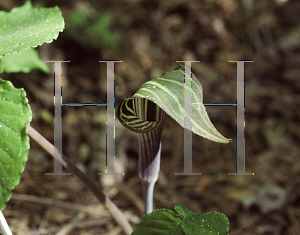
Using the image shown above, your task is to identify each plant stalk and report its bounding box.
[142,181,156,214]
[138,130,163,214]
[27,125,133,235]
[0,211,12,235]
[117,97,166,214]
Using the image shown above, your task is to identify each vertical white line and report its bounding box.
[0,211,12,235]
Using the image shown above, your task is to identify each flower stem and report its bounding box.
[142,181,156,214]
[138,129,162,214]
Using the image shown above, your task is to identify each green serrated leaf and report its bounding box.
[182,211,229,235]
[132,205,229,235]
[0,1,64,58]
[131,209,184,235]
[132,65,231,143]
[170,203,194,218]
[0,48,50,73]
[0,78,32,210]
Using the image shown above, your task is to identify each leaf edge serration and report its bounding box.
[0,78,32,210]
[0,1,65,59]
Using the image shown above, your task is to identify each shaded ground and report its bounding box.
[1,0,300,234]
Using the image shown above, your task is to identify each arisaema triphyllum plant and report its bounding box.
[117,63,232,214]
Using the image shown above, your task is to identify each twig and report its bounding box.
[11,193,108,217]
[56,212,85,235]
[117,184,144,216]
[19,218,112,235]
[27,125,133,235]
[0,211,12,235]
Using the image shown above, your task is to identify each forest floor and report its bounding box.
[1,0,300,234]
